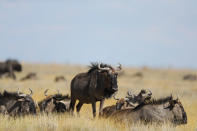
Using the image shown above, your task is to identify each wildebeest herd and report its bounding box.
[0,59,188,125]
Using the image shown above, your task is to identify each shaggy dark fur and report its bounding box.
[133,95,173,111]
[88,62,114,74]
[70,62,119,117]
[110,96,187,125]
[0,90,36,116]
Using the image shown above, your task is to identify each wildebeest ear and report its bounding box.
[175,98,180,103]
[89,70,98,89]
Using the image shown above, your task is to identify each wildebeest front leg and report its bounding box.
[92,102,96,118]
[76,102,83,116]
[69,98,76,116]
[8,65,16,80]
[99,99,105,116]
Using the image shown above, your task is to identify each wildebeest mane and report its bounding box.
[104,89,116,99]
[133,95,173,111]
[88,62,113,74]
[145,95,173,105]
[0,90,21,99]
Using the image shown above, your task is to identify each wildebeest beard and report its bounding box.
[104,88,117,98]
[14,64,22,72]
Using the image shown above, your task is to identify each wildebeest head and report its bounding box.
[88,62,121,98]
[114,89,153,110]
[38,89,70,113]
[136,89,152,103]
[164,98,187,124]
[127,89,152,103]
[0,88,36,116]
[16,89,36,114]
[6,59,22,72]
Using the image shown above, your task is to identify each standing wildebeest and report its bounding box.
[102,89,152,118]
[38,89,70,113]
[70,62,121,117]
[0,59,22,80]
[110,96,187,125]
[0,88,36,116]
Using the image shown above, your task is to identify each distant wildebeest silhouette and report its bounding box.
[102,89,152,118]
[38,89,70,113]
[0,88,36,116]
[0,59,22,80]
[110,96,187,125]
[70,62,121,117]
[132,72,143,78]
[54,76,66,82]
[20,72,37,81]
[183,74,196,81]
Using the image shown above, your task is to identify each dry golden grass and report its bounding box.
[0,63,197,131]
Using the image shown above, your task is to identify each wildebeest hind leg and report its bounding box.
[76,102,83,117]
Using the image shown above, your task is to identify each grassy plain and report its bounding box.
[0,63,196,131]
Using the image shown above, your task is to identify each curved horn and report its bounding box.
[98,63,110,71]
[113,94,120,100]
[148,89,152,95]
[127,91,133,96]
[29,88,33,96]
[17,87,26,97]
[19,93,26,97]
[116,63,122,71]
[44,89,49,96]
[124,97,129,101]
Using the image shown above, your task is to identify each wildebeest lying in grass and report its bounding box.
[54,76,66,82]
[38,89,70,113]
[109,96,187,125]
[20,72,37,81]
[0,59,22,80]
[183,74,196,81]
[0,88,36,116]
[70,62,121,117]
[102,89,152,118]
